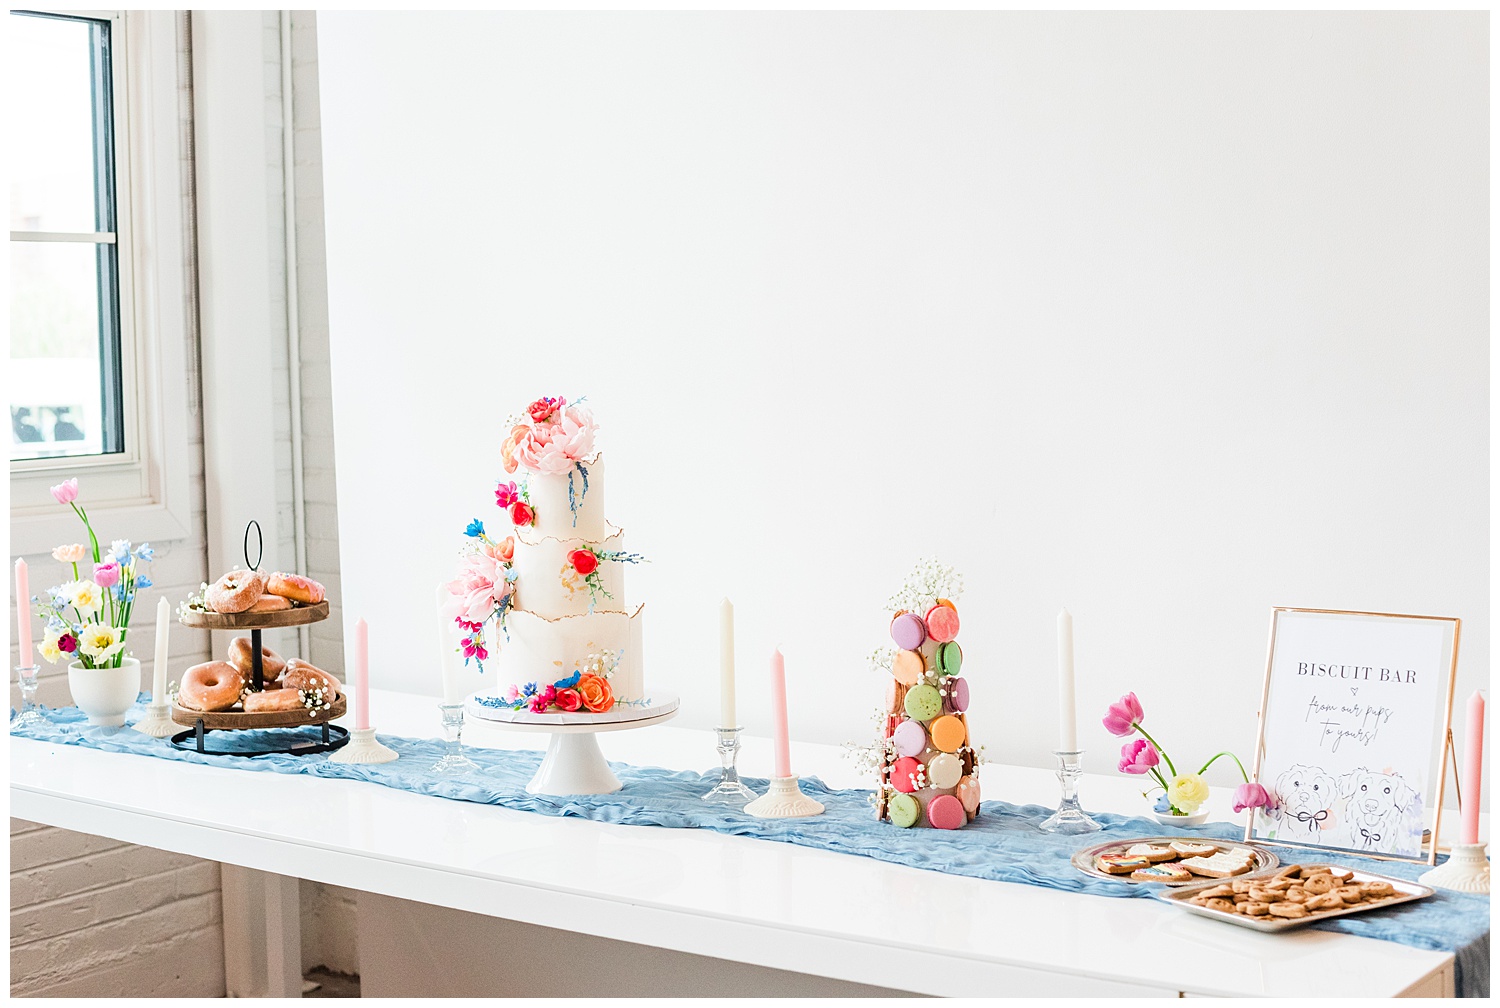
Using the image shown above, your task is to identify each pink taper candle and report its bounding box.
[1460,690,1485,846]
[14,559,32,663]
[770,647,791,778]
[353,618,370,731]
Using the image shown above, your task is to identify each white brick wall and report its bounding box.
[10,12,352,991]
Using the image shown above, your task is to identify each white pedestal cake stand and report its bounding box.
[464,692,679,796]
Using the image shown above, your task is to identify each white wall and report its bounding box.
[316,12,1487,794]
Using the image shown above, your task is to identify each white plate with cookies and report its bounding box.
[1153,863,1434,931]
[1072,836,1278,885]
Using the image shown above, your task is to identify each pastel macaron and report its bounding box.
[891,649,924,686]
[957,775,981,814]
[890,613,927,650]
[888,791,921,828]
[891,756,923,793]
[927,752,963,789]
[924,604,960,643]
[934,641,962,676]
[926,794,966,830]
[929,714,967,753]
[885,678,908,714]
[891,719,926,758]
[903,684,942,722]
[945,677,970,713]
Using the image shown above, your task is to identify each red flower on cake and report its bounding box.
[569,549,598,575]
[527,397,564,423]
[508,501,535,526]
[553,688,583,712]
[577,674,613,713]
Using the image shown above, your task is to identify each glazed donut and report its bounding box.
[243,689,304,713]
[267,572,325,605]
[206,569,265,614]
[283,659,341,701]
[248,595,292,613]
[177,661,246,712]
[227,637,287,679]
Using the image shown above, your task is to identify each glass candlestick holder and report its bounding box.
[432,702,480,775]
[702,726,757,807]
[12,665,44,730]
[1039,749,1102,834]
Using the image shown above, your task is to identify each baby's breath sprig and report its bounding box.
[883,558,964,614]
[178,583,210,617]
[867,647,894,675]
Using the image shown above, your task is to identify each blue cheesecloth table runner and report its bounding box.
[13,700,1490,997]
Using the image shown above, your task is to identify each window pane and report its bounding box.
[9,14,106,233]
[10,241,108,461]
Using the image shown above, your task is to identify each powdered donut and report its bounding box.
[178,661,245,712]
[283,659,340,701]
[248,595,292,613]
[266,572,324,605]
[227,637,287,679]
[206,569,265,614]
[243,689,304,713]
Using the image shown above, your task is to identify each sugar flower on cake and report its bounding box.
[445,522,519,672]
[475,649,622,714]
[565,545,646,610]
[508,397,598,475]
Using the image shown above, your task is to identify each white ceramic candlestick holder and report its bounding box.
[133,701,177,738]
[1419,843,1489,894]
[744,775,825,818]
[328,726,398,764]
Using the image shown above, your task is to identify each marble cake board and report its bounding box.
[464,691,679,796]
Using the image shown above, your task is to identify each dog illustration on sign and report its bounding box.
[1264,764,1339,841]
[1340,768,1422,853]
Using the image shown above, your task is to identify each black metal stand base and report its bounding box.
[169,718,350,757]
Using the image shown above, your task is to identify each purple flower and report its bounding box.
[1102,692,1144,736]
[1233,781,1275,813]
[1117,738,1159,775]
[495,481,520,509]
[92,562,121,588]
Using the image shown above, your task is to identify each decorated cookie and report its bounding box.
[892,649,924,686]
[888,791,921,828]
[957,775,981,815]
[903,684,942,722]
[927,794,966,830]
[1130,863,1192,883]
[927,752,963,789]
[924,604,960,643]
[929,714,966,753]
[945,676,969,713]
[891,719,927,758]
[1125,843,1176,863]
[891,756,923,793]
[1169,841,1218,858]
[1097,853,1152,874]
[890,613,927,650]
[1181,850,1254,878]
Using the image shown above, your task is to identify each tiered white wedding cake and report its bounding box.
[446,396,646,713]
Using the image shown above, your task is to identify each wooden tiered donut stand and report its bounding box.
[174,600,349,756]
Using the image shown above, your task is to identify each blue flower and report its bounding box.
[111,539,132,562]
[553,670,581,690]
[135,577,153,590]
[464,519,485,538]
[1154,794,1173,813]
[135,543,155,562]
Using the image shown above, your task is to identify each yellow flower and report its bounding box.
[52,543,88,564]
[38,636,63,664]
[77,623,125,662]
[68,580,103,614]
[1168,773,1210,813]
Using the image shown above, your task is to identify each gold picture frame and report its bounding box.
[1245,607,1461,866]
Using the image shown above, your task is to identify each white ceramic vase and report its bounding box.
[67,657,141,727]
[1152,807,1211,827]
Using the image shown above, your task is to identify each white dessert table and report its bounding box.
[10,688,1462,998]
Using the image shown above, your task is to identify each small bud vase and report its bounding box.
[67,658,141,727]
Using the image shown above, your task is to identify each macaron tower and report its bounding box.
[875,561,979,830]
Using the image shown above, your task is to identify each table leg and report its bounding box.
[221,864,302,997]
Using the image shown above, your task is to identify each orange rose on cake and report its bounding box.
[577,673,614,713]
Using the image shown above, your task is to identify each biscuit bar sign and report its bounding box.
[1248,608,1460,864]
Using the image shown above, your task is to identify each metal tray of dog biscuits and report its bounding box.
[1153,863,1434,932]
[1071,836,1278,885]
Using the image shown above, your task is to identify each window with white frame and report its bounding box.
[10,9,126,462]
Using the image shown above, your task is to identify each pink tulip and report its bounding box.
[1102,692,1145,736]
[50,478,79,504]
[1118,738,1160,775]
[92,562,121,588]
[1233,781,1275,813]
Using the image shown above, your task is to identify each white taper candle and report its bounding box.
[1058,607,1077,752]
[152,596,170,704]
[719,598,736,727]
